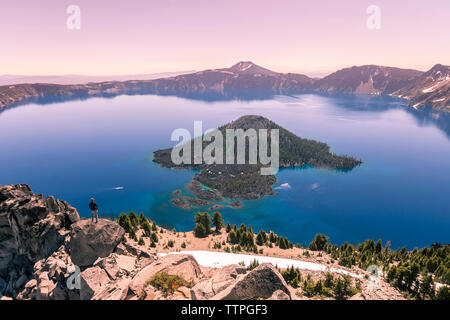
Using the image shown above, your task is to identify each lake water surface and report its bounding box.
[1,94,449,249]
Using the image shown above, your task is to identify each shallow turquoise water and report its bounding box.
[0,93,449,249]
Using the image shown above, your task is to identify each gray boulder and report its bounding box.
[191,264,246,300]
[69,219,125,267]
[91,278,131,300]
[93,253,137,279]
[211,263,291,300]
[114,241,152,259]
[268,289,290,300]
[80,266,110,300]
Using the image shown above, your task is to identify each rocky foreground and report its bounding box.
[0,184,405,300]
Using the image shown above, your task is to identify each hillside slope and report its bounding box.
[390,64,450,111]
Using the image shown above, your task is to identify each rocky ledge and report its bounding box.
[0,184,79,297]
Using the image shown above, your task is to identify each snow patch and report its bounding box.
[423,84,438,93]
[159,250,363,278]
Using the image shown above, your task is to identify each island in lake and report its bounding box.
[153,115,362,209]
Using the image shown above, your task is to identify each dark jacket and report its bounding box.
[89,201,98,211]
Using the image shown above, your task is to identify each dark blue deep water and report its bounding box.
[1,94,449,249]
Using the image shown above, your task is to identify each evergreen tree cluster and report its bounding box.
[193,211,225,238]
[300,273,361,300]
[308,233,450,300]
[117,211,159,247]
[227,223,256,252]
[281,266,302,288]
[224,222,294,252]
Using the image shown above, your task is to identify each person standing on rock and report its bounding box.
[89,198,99,223]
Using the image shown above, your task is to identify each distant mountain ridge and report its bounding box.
[390,64,449,111]
[0,71,195,86]
[0,61,448,112]
[314,65,423,95]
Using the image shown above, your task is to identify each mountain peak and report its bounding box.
[230,61,256,72]
[225,115,273,130]
[229,61,279,76]
[427,64,449,75]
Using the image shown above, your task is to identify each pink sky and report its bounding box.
[1,0,449,76]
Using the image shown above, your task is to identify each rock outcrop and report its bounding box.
[69,219,125,267]
[93,253,137,280]
[211,263,291,300]
[268,289,291,300]
[0,184,79,298]
[191,264,246,300]
[80,266,110,300]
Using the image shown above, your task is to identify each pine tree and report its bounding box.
[194,223,207,238]
[142,219,152,237]
[256,230,266,246]
[419,274,434,299]
[333,277,345,300]
[118,212,133,234]
[324,273,334,288]
[129,228,137,242]
[246,231,255,247]
[228,230,238,244]
[376,239,382,253]
[128,211,139,229]
[139,212,147,226]
[309,233,329,251]
[194,212,211,236]
[279,237,287,249]
[212,212,224,233]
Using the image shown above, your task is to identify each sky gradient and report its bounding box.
[1,0,449,76]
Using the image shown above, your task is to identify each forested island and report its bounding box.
[153,115,361,207]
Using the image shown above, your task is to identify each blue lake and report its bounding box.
[0,94,449,249]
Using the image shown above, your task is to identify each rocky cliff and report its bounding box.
[0,184,79,297]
